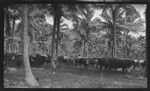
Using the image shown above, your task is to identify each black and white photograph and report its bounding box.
[3,0,147,88]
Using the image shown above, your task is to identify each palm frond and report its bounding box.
[101,9,112,24]
[117,21,145,33]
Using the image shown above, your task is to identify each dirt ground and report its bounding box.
[4,64,147,88]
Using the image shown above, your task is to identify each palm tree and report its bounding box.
[28,6,53,56]
[40,4,87,68]
[94,4,143,58]
[67,4,99,58]
[136,36,146,59]
[55,19,71,56]
[21,4,39,87]
[50,4,59,68]
[4,5,21,54]
[94,4,119,58]
[42,4,95,68]
[120,10,145,59]
[39,4,62,68]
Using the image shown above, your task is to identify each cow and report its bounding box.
[74,57,87,67]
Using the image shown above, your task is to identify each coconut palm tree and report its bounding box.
[94,4,144,58]
[121,9,145,59]
[21,4,39,87]
[4,5,21,54]
[38,4,88,68]
[38,4,62,68]
[67,4,99,58]
[28,8,53,55]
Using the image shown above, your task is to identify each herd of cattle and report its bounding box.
[4,53,146,72]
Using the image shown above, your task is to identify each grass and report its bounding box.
[4,64,147,88]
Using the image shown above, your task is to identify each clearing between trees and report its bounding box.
[4,64,147,88]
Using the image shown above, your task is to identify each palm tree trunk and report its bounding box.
[35,41,37,54]
[56,16,61,57]
[50,12,57,69]
[11,18,15,53]
[6,8,11,53]
[86,45,89,57]
[55,4,61,58]
[12,19,15,33]
[28,37,31,55]
[47,41,51,56]
[22,4,39,87]
[16,43,19,54]
[81,40,86,57]
[55,35,58,57]
[6,6,11,37]
[124,31,128,59]
[112,4,117,58]
[8,43,11,53]
[144,7,147,77]
[85,43,88,58]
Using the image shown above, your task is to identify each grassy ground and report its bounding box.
[4,64,147,88]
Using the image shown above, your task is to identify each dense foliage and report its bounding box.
[4,4,145,60]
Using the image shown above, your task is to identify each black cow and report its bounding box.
[137,60,146,68]
[74,57,87,67]
[87,58,98,68]
[141,61,146,68]
[30,54,47,66]
[4,53,15,69]
[96,57,111,70]
[4,54,23,68]
[13,55,23,68]
[96,57,103,69]
[97,57,136,72]
[102,57,111,70]
[57,56,66,64]
[63,56,74,65]
[29,55,37,66]
[108,58,136,72]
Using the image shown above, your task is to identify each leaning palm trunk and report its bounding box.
[22,4,39,87]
